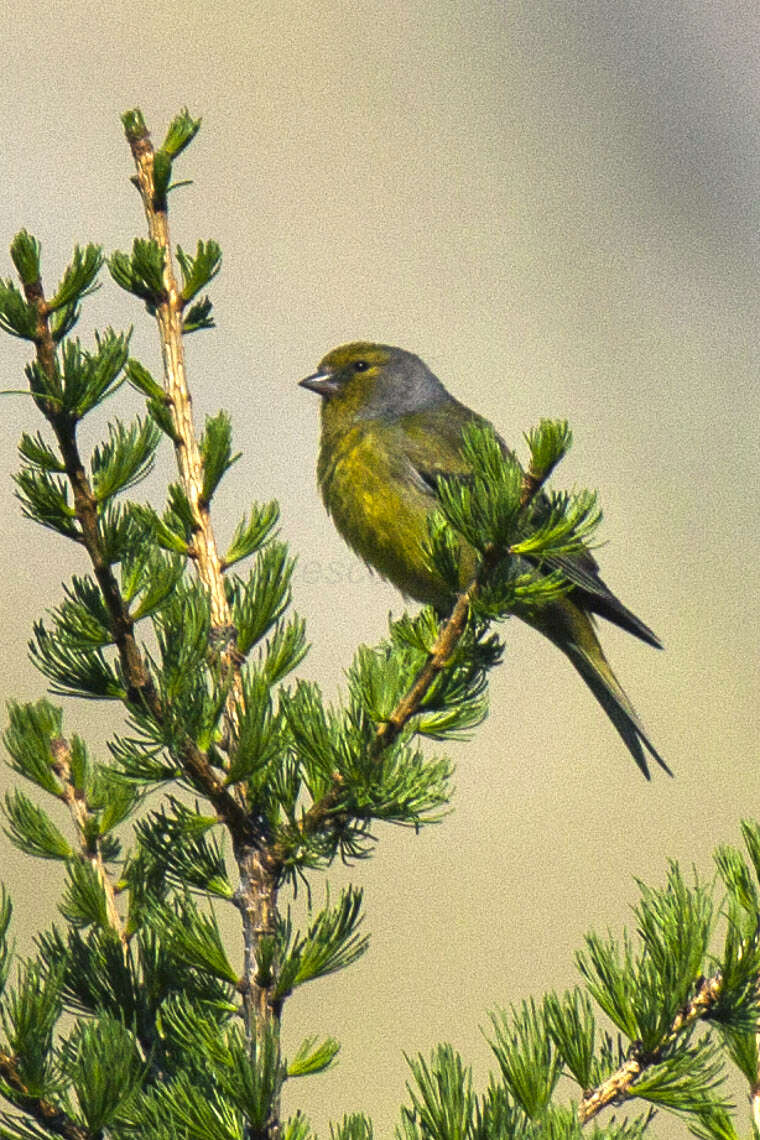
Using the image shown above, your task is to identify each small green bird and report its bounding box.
[300,341,669,779]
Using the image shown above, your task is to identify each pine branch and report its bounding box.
[0,1049,88,1140]
[120,112,230,635]
[280,461,549,858]
[20,278,154,713]
[49,735,126,945]
[120,109,279,1112]
[118,116,249,783]
[16,265,249,843]
[578,972,723,1123]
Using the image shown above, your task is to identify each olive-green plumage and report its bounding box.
[300,342,669,779]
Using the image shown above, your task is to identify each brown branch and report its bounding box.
[24,279,156,711]
[371,577,480,757]
[578,972,723,1124]
[50,735,126,946]
[0,1049,88,1140]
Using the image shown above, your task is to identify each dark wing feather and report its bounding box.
[543,552,662,648]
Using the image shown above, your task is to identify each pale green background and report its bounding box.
[1,2,758,1134]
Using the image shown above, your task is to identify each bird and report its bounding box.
[299,341,669,779]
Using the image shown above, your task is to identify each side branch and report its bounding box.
[578,972,723,1123]
[372,577,478,757]
[123,116,247,782]
[123,121,230,634]
[374,461,547,751]
[20,276,249,844]
[23,279,156,711]
[283,463,550,855]
[50,736,126,945]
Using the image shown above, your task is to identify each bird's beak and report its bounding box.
[299,370,341,397]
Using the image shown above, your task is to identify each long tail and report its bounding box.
[562,640,671,779]
[531,598,671,779]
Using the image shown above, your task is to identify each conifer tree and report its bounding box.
[0,108,758,1140]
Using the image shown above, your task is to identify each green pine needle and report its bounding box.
[18,431,66,472]
[60,860,111,929]
[223,501,280,568]
[9,230,42,287]
[48,244,103,313]
[108,240,166,306]
[183,295,215,333]
[3,788,73,860]
[523,419,572,480]
[488,999,560,1116]
[13,465,79,541]
[176,240,222,306]
[0,276,37,339]
[161,107,202,159]
[2,961,63,1095]
[3,699,66,795]
[287,1035,340,1077]
[200,410,239,503]
[543,988,596,1090]
[90,416,161,503]
[162,897,237,985]
[403,1045,476,1140]
[29,621,126,701]
[230,541,294,656]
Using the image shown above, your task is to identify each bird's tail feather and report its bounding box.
[562,641,671,779]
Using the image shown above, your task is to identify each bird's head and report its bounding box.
[299,341,447,423]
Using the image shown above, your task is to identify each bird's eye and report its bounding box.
[353,360,369,372]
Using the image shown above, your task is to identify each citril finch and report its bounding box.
[300,341,669,779]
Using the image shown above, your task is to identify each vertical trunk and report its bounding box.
[237,844,281,1140]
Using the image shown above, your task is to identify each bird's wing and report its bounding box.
[545,552,662,647]
[394,400,486,488]
[395,402,661,648]
[527,495,662,647]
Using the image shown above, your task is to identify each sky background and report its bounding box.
[1,2,759,1134]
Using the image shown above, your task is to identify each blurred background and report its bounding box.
[1,2,758,1133]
